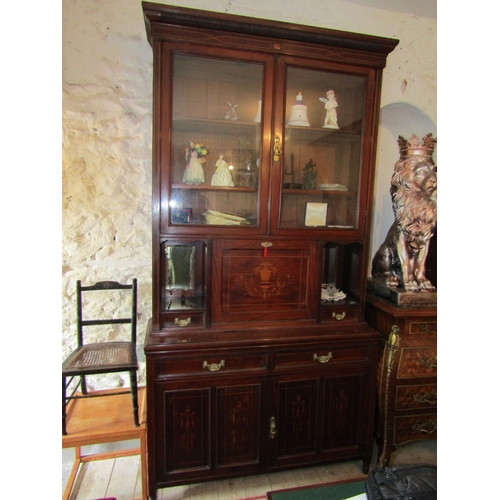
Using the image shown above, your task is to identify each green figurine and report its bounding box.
[301,159,317,190]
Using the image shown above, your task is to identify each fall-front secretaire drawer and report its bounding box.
[397,347,437,379]
[275,345,371,370]
[155,352,268,378]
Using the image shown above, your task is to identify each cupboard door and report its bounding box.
[217,384,262,467]
[156,378,265,484]
[275,378,319,460]
[160,48,274,235]
[162,387,211,477]
[271,57,376,235]
[321,375,363,450]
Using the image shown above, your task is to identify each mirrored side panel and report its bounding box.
[161,239,207,328]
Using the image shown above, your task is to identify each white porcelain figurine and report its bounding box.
[319,90,339,129]
[211,153,234,187]
[183,140,205,185]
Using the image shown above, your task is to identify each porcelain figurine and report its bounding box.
[183,140,206,185]
[319,90,339,129]
[211,153,234,186]
[287,92,310,126]
[224,102,239,120]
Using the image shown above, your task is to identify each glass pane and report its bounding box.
[169,54,263,227]
[280,67,366,229]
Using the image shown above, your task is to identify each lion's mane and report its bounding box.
[391,157,437,254]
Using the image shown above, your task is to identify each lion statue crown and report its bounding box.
[371,133,437,292]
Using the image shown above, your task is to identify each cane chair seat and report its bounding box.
[63,342,136,371]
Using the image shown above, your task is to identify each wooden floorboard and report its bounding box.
[65,440,437,499]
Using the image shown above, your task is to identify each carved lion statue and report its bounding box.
[371,147,437,292]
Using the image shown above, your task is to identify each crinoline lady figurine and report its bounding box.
[319,90,339,129]
[211,153,234,186]
[183,140,205,185]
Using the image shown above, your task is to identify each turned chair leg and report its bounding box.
[80,375,88,395]
[62,376,67,436]
[130,371,140,427]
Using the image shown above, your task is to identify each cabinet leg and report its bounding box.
[377,444,396,467]
[362,460,370,474]
[147,486,156,500]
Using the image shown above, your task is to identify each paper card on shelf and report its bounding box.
[305,202,328,226]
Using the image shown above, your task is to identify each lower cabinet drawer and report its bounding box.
[395,384,437,410]
[393,414,437,443]
[155,352,268,377]
[275,345,370,369]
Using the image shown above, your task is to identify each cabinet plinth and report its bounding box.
[142,3,398,498]
[364,293,437,467]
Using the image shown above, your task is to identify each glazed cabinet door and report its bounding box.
[270,57,377,236]
[157,45,274,237]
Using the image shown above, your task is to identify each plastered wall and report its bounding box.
[62,0,436,388]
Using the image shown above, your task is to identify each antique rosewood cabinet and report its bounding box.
[365,293,437,466]
[142,3,398,498]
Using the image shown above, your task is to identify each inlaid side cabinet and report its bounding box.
[141,3,398,498]
[364,294,437,466]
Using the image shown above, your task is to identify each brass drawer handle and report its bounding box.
[332,312,346,320]
[202,360,225,372]
[412,420,437,434]
[313,352,332,364]
[269,416,277,438]
[175,317,191,327]
[418,354,437,369]
[413,389,437,406]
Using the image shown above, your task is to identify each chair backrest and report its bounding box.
[76,279,138,347]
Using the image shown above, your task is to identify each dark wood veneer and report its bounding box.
[142,3,398,498]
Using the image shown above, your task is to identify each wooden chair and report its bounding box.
[62,279,139,435]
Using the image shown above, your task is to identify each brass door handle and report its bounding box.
[273,137,282,162]
[332,312,346,320]
[269,416,277,438]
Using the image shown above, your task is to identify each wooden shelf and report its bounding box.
[172,184,256,192]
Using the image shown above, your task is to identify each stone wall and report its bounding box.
[62,0,436,388]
